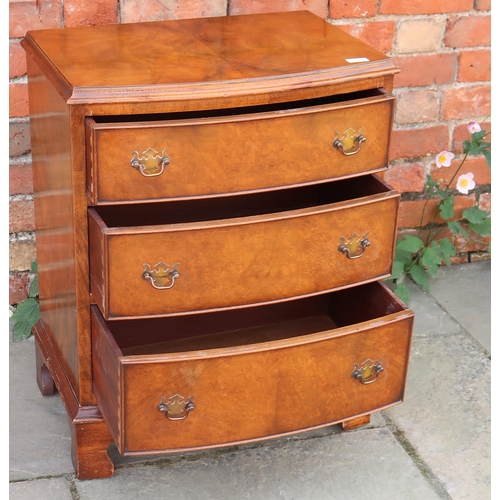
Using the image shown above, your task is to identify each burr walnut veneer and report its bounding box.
[22,11,414,480]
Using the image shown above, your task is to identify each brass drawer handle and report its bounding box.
[338,232,370,259]
[352,359,384,385]
[131,147,170,177]
[333,128,366,156]
[158,395,195,421]
[143,262,179,289]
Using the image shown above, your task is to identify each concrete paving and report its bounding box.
[9,261,491,499]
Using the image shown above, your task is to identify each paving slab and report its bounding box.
[385,334,490,500]
[9,335,73,481]
[425,261,491,353]
[9,477,74,500]
[75,427,442,500]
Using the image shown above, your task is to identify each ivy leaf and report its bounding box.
[469,217,491,237]
[447,221,469,238]
[394,281,411,304]
[410,264,430,293]
[396,235,424,254]
[11,298,40,342]
[463,206,489,224]
[439,196,455,220]
[421,247,442,277]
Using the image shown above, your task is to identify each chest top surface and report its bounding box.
[22,11,397,106]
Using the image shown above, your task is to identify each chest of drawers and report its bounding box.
[22,11,414,479]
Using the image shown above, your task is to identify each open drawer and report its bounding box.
[86,89,394,204]
[91,281,414,455]
[88,175,400,319]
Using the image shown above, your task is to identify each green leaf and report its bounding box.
[11,298,40,341]
[447,221,469,238]
[463,139,471,154]
[28,259,39,298]
[432,238,456,266]
[421,247,442,277]
[410,264,430,293]
[29,274,38,298]
[396,235,424,254]
[439,196,455,220]
[391,259,406,280]
[482,148,491,169]
[394,281,411,304]
[462,206,489,224]
[469,217,491,237]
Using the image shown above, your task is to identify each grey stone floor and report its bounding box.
[9,261,492,499]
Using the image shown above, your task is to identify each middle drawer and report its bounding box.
[89,175,400,320]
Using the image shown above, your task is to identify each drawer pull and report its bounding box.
[352,359,384,385]
[333,128,366,156]
[143,262,180,289]
[131,148,170,177]
[158,394,195,421]
[338,232,370,259]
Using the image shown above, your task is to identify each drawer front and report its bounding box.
[86,92,394,204]
[91,292,413,455]
[89,189,399,319]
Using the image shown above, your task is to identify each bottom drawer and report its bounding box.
[92,282,413,455]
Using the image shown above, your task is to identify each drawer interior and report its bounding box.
[98,282,407,356]
[89,88,388,124]
[92,174,392,228]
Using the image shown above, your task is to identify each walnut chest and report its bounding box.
[22,11,414,479]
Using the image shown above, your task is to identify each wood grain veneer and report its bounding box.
[22,11,411,479]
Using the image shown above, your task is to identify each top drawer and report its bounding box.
[86,89,394,205]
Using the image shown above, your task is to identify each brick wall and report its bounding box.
[9,0,491,305]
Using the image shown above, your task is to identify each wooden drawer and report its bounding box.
[86,89,394,204]
[89,175,400,320]
[91,281,413,455]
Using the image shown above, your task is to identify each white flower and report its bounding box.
[467,122,481,134]
[456,172,476,194]
[435,151,454,168]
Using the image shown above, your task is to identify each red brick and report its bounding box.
[9,83,29,119]
[454,231,490,253]
[9,121,31,157]
[398,195,476,228]
[64,0,118,27]
[478,192,490,212]
[10,165,34,196]
[457,49,491,82]
[389,125,449,161]
[470,252,490,262]
[384,162,425,192]
[9,0,62,38]
[329,0,377,18]
[229,0,328,17]
[442,85,491,120]
[380,0,473,14]
[120,0,226,23]
[393,53,456,88]
[337,21,396,54]
[452,121,491,153]
[430,156,491,187]
[444,15,491,48]
[475,0,491,10]
[450,253,469,264]
[395,89,440,124]
[9,272,30,305]
[9,41,27,79]
[9,199,35,233]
